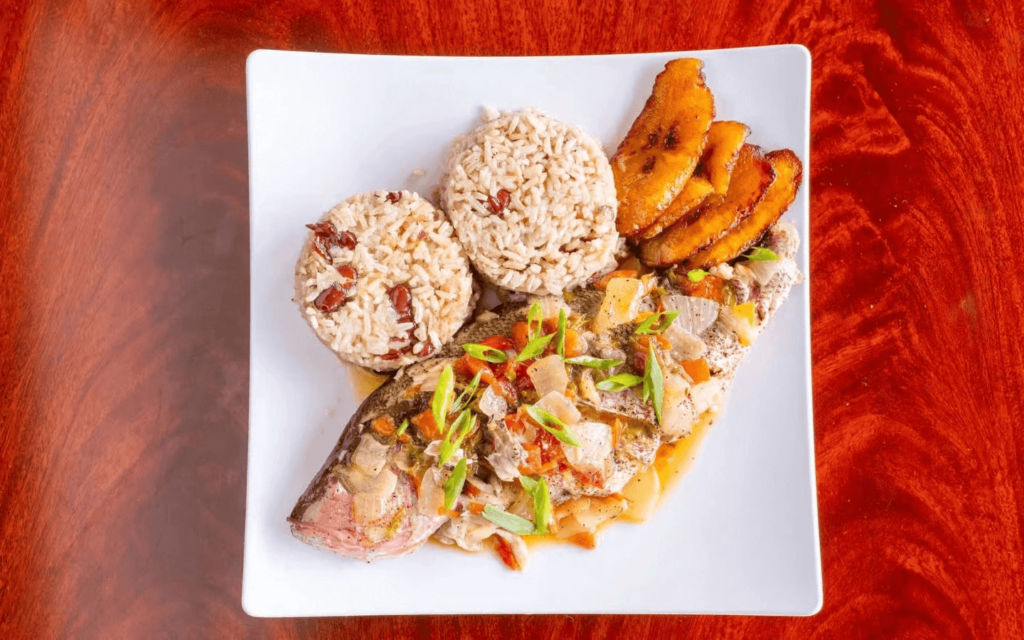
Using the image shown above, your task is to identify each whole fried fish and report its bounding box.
[289,222,802,564]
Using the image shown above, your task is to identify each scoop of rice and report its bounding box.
[441,108,619,295]
[295,190,474,371]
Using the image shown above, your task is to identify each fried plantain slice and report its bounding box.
[702,121,751,195]
[682,149,803,270]
[612,58,715,238]
[639,144,774,267]
[634,176,715,240]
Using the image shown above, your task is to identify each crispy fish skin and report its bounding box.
[683,149,804,270]
[634,176,715,241]
[611,58,715,237]
[702,121,751,195]
[639,144,774,267]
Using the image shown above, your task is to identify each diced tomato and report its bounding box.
[593,269,639,290]
[494,534,524,570]
[490,377,518,404]
[563,329,586,358]
[505,413,526,434]
[480,334,515,354]
[542,317,559,333]
[411,409,441,441]
[454,354,495,385]
[464,483,481,498]
[681,357,711,384]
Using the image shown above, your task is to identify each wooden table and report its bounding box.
[2,0,1023,637]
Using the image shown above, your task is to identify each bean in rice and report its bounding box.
[441,108,619,295]
[295,190,474,371]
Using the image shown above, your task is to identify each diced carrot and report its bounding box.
[511,322,531,351]
[467,502,485,515]
[679,274,725,303]
[397,433,412,445]
[411,409,441,441]
[563,329,586,358]
[681,357,711,384]
[371,415,396,436]
[610,417,623,450]
[635,311,657,324]
[593,269,640,290]
[542,317,559,333]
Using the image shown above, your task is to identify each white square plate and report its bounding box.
[244,45,821,617]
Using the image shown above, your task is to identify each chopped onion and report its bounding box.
[561,421,612,474]
[663,322,707,362]
[527,354,569,398]
[718,305,759,345]
[535,390,581,425]
[690,379,726,416]
[351,433,390,476]
[661,375,697,440]
[351,467,397,523]
[592,277,643,333]
[578,370,601,404]
[416,467,445,517]
[479,385,508,419]
[662,294,719,336]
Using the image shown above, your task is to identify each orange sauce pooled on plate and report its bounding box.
[344,362,388,402]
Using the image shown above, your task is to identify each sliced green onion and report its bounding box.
[515,333,555,362]
[687,269,709,282]
[523,404,581,447]
[395,418,409,437]
[482,504,537,536]
[595,373,643,392]
[432,364,454,435]
[555,309,567,358]
[438,409,475,466]
[462,343,509,363]
[443,458,467,512]
[745,247,779,261]
[563,356,623,370]
[635,310,680,335]
[451,369,484,413]
[519,476,552,536]
[527,301,543,340]
[644,342,664,425]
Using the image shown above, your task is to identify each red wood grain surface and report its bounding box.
[2,0,1023,637]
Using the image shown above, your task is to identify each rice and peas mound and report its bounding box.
[296,190,474,370]
[297,109,619,369]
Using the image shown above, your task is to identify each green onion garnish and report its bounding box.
[438,409,475,466]
[518,476,552,536]
[595,373,643,392]
[443,458,467,512]
[482,504,537,536]
[745,247,779,261]
[634,310,680,335]
[644,342,664,425]
[451,369,484,413]
[563,356,623,370]
[555,309,567,358]
[522,404,580,447]
[527,301,543,340]
[687,269,709,282]
[515,333,555,362]
[462,343,509,363]
[432,364,454,436]
[396,418,409,437]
